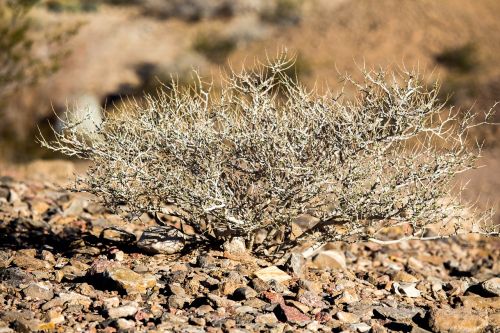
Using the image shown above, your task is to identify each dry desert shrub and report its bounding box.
[41,55,498,258]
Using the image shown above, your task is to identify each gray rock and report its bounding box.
[373,306,422,321]
[11,252,52,271]
[22,282,54,301]
[0,267,34,287]
[137,226,186,255]
[234,305,258,314]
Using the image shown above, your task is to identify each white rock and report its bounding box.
[393,282,421,298]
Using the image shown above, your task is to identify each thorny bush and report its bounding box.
[41,55,498,259]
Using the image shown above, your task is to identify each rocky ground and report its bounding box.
[0,177,499,333]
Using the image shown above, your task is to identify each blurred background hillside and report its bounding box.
[0,0,499,218]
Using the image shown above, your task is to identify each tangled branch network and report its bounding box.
[41,54,499,259]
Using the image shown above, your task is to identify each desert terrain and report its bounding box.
[0,0,499,332]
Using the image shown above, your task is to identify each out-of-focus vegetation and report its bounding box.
[45,0,98,12]
[435,43,478,74]
[260,0,303,26]
[2,0,500,163]
[1,0,58,102]
[193,31,236,64]
[0,0,78,160]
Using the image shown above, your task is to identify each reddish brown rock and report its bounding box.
[274,303,310,324]
[262,291,285,304]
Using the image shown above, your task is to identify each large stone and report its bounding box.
[429,308,488,333]
[105,267,157,295]
[481,277,500,296]
[22,282,54,301]
[254,266,291,284]
[56,263,88,282]
[312,250,346,270]
[137,226,186,255]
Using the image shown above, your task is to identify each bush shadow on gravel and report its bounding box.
[0,216,212,260]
